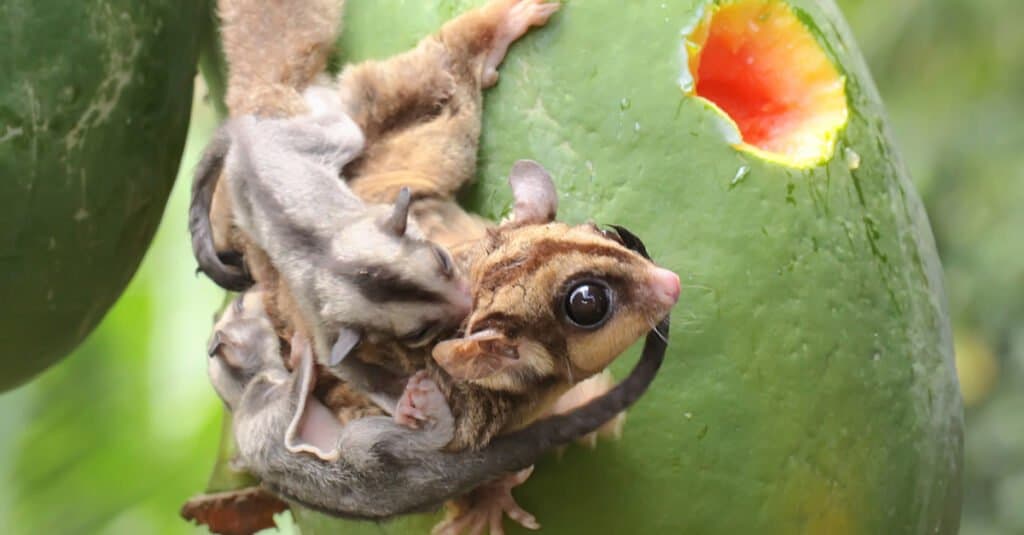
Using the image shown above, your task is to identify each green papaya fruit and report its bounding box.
[199,0,962,532]
[0,0,207,390]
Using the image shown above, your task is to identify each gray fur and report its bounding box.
[208,113,470,364]
[210,292,669,520]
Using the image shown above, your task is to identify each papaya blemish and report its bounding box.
[682,0,848,168]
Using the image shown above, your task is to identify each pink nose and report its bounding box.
[650,267,681,306]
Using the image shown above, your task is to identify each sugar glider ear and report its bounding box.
[432,329,520,381]
[285,335,344,462]
[509,159,557,224]
[327,327,361,368]
[207,320,266,371]
[382,187,412,236]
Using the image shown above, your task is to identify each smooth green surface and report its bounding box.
[0,0,206,390]
[295,0,962,533]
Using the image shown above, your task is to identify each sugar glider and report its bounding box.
[194,112,472,374]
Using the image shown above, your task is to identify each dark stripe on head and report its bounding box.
[481,238,639,292]
[471,312,528,337]
[344,262,446,304]
[229,121,328,257]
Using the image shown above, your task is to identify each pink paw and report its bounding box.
[394,371,447,429]
[508,0,561,29]
[483,0,561,87]
[432,467,539,535]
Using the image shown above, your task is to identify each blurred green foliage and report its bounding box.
[0,1,1020,533]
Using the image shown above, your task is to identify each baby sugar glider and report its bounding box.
[198,0,562,281]
[192,111,471,375]
[206,285,669,520]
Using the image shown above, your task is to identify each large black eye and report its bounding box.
[563,281,613,328]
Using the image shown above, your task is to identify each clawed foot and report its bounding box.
[432,467,539,535]
[394,371,448,429]
[483,0,561,87]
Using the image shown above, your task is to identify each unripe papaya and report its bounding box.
[201,0,963,532]
[0,0,207,390]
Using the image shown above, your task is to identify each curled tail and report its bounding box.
[257,318,670,520]
[366,316,671,516]
[461,317,670,477]
[189,127,254,291]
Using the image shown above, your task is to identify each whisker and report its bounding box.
[649,320,669,344]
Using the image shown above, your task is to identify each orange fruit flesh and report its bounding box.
[688,0,848,166]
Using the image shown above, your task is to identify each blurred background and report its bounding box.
[0,0,1021,533]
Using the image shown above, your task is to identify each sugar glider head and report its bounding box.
[206,289,286,409]
[432,161,680,393]
[324,187,473,356]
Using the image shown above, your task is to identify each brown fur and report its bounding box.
[212,0,649,454]
[315,373,386,424]
[206,0,564,426]
[336,218,669,451]
[270,0,657,452]
[423,222,672,450]
[219,0,343,117]
[342,2,499,200]
[205,0,543,345]
[208,0,535,269]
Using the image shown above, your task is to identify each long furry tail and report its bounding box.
[397,316,673,514]
[466,317,669,473]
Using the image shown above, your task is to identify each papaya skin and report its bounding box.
[0,0,207,391]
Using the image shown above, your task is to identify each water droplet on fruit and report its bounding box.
[845,147,861,170]
[60,85,79,103]
[620,97,632,110]
[634,121,641,132]
[729,165,751,190]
